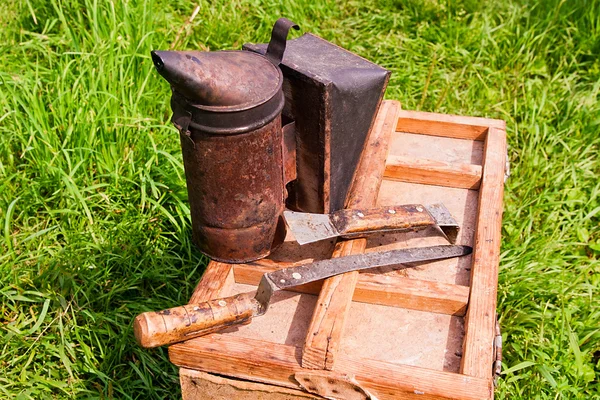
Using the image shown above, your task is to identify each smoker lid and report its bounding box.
[151,50,282,112]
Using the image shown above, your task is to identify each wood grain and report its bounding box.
[295,370,373,400]
[189,262,234,303]
[134,293,256,348]
[302,239,365,370]
[233,263,469,316]
[170,335,492,400]
[396,110,505,141]
[331,204,435,235]
[353,273,469,316]
[180,368,319,400]
[385,155,482,189]
[460,127,507,378]
[174,105,506,399]
[301,100,401,370]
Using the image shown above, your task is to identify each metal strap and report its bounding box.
[171,102,194,146]
[504,150,511,183]
[493,313,503,386]
[265,18,299,66]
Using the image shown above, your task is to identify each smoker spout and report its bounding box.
[150,51,165,72]
[150,50,282,109]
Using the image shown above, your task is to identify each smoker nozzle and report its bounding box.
[149,49,281,108]
[150,51,165,72]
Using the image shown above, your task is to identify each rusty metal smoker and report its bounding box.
[151,19,299,263]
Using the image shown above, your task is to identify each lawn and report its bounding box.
[0,0,599,398]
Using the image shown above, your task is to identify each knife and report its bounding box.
[283,203,460,245]
[134,244,471,348]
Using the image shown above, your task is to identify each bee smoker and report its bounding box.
[151,19,299,263]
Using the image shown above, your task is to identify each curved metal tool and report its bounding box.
[134,245,472,348]
[284,203,460,245]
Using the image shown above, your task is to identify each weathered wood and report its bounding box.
[170,335,492,400]
[134,261,237,348]
[331,204,436,236]
[173,104,506,400]
[294,371,374,400]
[245,34,391,214]
[302,239,365,370]
[180,368,318,400]
[233,263,469,316]
[348,101,402,208]
[385,155,482,189]
[134,293,257,348]
[301,100,401,370]
[396,110,505,141]
[460,127,507,378]
[352,273,469,316]
[189,262,234,303]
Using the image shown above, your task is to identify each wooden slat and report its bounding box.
[396,110,505,141]
[301,100,401,370]
[384,155,482,189]
[353,273,469,315]
[460,127,507,378]
[169,335,492,400]
[302,240,365,370]
[189,262,234,303]
[233,264,469,316]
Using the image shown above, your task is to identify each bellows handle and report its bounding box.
[133,293,258,348]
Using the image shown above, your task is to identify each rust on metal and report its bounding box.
[244,34,391,214]
[265,18,300,66]
[282,121,297,185]
[283,203,460,245]
[493,314,503,386]
[133,245,473,348]
[151,18,299,263]
[178,116,286,263]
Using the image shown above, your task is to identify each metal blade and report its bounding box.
[285,204,460,245]
[283,210,339,245]
[424,203,460,243]
[254,245,472,314]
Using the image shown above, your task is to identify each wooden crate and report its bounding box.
[169,100,507,400]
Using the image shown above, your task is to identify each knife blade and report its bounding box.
[134,244,471,348]
[284,203,460,245]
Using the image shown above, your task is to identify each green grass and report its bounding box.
[0,0,599,398]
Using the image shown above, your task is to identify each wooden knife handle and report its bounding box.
[133,293,258,348]
[331,204,435,237]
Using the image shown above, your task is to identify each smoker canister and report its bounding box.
[151,19,298,263]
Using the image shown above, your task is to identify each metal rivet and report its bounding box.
[388,209,396,214]
[218,300,227,307]
[416,206,424,212]
[357,212,365,218]
[292,272,302,279]
[280,279,286,284]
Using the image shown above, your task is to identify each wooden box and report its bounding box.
[169,100,507,400]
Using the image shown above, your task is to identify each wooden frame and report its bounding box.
[170,101,507,400]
